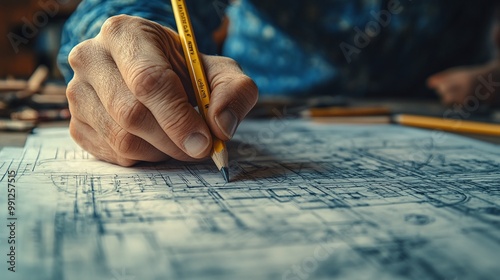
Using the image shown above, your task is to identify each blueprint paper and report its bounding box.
[1,119,500,280]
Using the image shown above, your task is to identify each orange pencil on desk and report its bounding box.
[301,106,391,118]
[171,0,230,182]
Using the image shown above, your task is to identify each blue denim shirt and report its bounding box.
[58,0,496,98]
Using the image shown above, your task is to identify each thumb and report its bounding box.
[203,55,259,140]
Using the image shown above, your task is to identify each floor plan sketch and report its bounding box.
[1,120,499,280]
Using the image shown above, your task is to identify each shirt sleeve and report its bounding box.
[57,0,226,83]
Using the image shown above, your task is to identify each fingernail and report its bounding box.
[216,109,238,139]
[184,133,209,157]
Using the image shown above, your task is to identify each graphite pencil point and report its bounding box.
[221,167,229,183]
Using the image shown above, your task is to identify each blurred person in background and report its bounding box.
[58,0,500,166]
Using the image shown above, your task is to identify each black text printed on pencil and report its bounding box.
[6,170,17,272]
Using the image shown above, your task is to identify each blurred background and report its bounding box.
[0,0,80,79]
[0,1,499,141]
[0,0,80,134]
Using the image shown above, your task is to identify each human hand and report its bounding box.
[67,15,258,166]
[427,63,499,106]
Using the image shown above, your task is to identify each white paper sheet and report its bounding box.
[1,119,499,280]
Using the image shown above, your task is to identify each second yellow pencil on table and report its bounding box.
[394,114,500,137]
[170,0,229,182]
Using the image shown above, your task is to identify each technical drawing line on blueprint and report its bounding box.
[1,119,499,280]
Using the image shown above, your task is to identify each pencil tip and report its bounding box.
[221,167,229,183]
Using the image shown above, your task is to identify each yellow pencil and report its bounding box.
[171,0,230,182]
[394,114,500,137]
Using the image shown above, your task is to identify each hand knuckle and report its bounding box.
[240,76,259,99]
[221,56,245,72]
[100,15,129,38]
[65,80,78,102]
[112,129,141,157]
[69,121,82,143]
[66,81,99,117]
[232,76,259,109]
[114,101,149,131]
[100,15,150,41]
[240,75,259,94]
[68,40,93,69]
[222,56,238,65]
[130,65,172,98]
